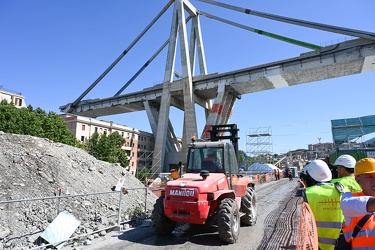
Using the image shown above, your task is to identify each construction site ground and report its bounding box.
[78,177,303,250]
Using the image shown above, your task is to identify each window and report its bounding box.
[80,136,85,142]
[95,127,98,133]
[227,144,239,174]
[15,98,22,107]
[82,125,85,131]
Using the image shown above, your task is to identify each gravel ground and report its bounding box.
[0,132,158,249]
[79,178,301,250]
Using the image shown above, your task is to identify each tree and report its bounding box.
[0,101,76,145]
[0,100,129,167]
[238,150,253,169]
[42,111,76,145]
[86,132,128,167]
[136,166,151,184]
[0,100,19,132]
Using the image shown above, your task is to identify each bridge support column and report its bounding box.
[181,78,198,154]
[144,101,158,136]
[201,81,237,138]
[144,100,180,152]
[152,83,171,175]
[152,0,199,174]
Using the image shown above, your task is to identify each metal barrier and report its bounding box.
[0,187,153,249]
[296,202,319,250]
[241,172,285,184]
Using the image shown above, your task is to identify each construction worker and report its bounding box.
[203,149,221,169]
[340,158,375,248]
[331,154,362,193]
[303,159,343,250]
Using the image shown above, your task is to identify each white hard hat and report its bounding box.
[333,154,356,169]
[305,159,332,182]
[303,163,310,172]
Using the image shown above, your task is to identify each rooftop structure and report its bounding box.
[0,86,26,108]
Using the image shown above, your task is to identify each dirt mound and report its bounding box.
[0,132,158,249]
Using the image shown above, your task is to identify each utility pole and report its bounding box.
[318,137,321,159]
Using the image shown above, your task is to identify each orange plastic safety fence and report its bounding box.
[296,202,318,250]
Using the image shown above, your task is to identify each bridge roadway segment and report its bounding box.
[60,38,375,118]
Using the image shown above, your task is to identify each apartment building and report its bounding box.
[60,114,154,175]
[0,86,26,108]
[308,142,335,159]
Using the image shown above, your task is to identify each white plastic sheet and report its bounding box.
[40,210,81,249]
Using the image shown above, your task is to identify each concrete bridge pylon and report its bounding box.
[151,0,210,174]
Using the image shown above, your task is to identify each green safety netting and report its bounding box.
[331,115,375,144]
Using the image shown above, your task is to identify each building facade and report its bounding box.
[308,142,335,159]
[60,114,154,175]
[0,87,26,108]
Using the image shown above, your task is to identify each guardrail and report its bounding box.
[240,172,286,184]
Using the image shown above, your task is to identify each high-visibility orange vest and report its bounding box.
[342,192,375,249]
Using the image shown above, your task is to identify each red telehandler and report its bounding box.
[151,124,257,243]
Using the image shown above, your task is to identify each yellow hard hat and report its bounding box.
[354,158,375,176]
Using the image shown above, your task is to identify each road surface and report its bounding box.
[78,178,301,250]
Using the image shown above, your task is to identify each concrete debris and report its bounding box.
[0,133,158,249]
[0,229,10,240]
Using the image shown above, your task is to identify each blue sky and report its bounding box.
[1,0,374,154]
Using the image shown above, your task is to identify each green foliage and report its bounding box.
[238,150,246,163]
[0,100,129,167]
[127,206,146,220]
[75,139,88,150]
[136,167,151,183]
[0,101,76,145]
[86,132,128,167]
[238,150,255,168]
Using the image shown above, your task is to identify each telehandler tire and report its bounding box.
[151,196,176,235]
[217,198,240,244]
[240,186,257,226]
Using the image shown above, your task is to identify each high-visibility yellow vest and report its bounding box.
[331,176,362,193]
[305,183,343,250]
[342,192,375,249]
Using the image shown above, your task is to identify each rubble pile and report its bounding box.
[0,132,158,249]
